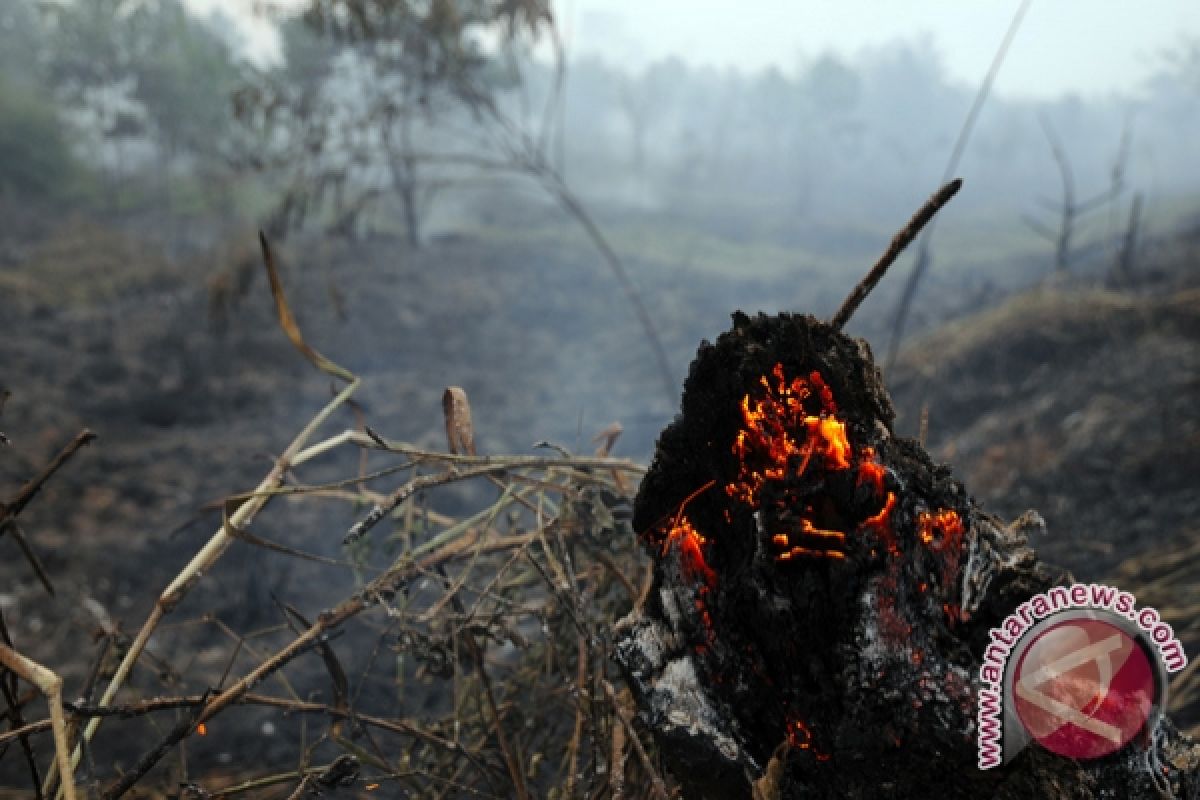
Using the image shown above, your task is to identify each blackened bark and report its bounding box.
[616,311,1198,799]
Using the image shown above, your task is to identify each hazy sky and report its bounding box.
[565,0,1197,99]
[191,0,1197,100]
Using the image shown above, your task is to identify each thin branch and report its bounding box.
[0,430,96,529]
[602,680,669,800]
[0,615,42,800]
[884,0,1031,371]
[1,522,55,596]
[535,163,678,405]
[830,179,963,331]
[0,645,77,800]
[344,452,642,545]
[1021,214,1058,241]
[49,240,363,798]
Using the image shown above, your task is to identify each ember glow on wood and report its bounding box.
[615,311,1197,798]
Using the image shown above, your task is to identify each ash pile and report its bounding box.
[615,311,1198,798]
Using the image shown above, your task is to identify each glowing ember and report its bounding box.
[917,509,964,554]
[917,508,966,608]
[645,480,718,586]
[725,363,898,563]
[787,717,814,750]
[196,723,207,736]
[777,518,848,561]
[856,447,887,496]
[786,716,832,761]
[861,491,898,555]
[661,516,717,588]
[727,365,847,508]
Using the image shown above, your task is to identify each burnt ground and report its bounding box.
[0,205,1197,788]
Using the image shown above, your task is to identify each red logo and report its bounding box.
[1012,617,1156,760]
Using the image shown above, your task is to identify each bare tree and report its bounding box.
[1112,191,1144,284]
[1021,113,1129,273]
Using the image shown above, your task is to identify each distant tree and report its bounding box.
[40,0,242,206]
[129,2,244,181]
[1021,113,1129,273]
[236,0,553,246]
[237,0,678,401]
[0,0,83,201]
[802,53,861,121]
[41,0,243,210]
[42,0,148,198]
[748,66,792,163]
[0,75,80,200]
[618,58,683,172]
[1160,37,1200,94]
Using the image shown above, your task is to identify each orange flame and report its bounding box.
[196,723,207,736]
[916,509,966,623]
[664,516,718,589]
[727,365,848,508]
[917,509,964,553]
[862,491,899,556]
[647,482,723,643]
[726,363,898,563]
[656,515,718,643]
[857,447,886,496]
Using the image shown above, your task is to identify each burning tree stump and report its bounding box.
[615,311,1198,798]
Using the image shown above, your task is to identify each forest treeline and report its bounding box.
[1,0,1197,254]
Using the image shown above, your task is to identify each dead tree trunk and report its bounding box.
[615,311,1198,798]
[384,145,421,248]
[1024,114,1128,275]
[1116,192,1144,283]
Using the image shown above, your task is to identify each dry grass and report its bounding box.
[0,237,669,799]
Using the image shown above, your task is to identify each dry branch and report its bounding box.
[0,645,77,800]
[830,178,963,331]
[13,235,661,800]
[884,0,1032,371]
[0,429,96,528]
[46,237,362,799]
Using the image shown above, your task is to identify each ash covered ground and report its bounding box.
[1,212,1197,791]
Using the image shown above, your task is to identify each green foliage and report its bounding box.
[42,0,245,165]
[0,75,81,200]
[235,0,556,244]
[130,0,243,157]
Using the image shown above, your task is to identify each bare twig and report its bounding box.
[0,615,42,800]
[48,238,361,798]
[564,634,588,797]
[830,179,963,331]
[443,387,477,457]
[0,429,96,530]
[0,645,77,800]
[345,454,643,545]
[1,522,54,596]
[884,0,1032,371]
[602,680,669,800]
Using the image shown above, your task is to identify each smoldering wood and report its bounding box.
[615,311,1198,799]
